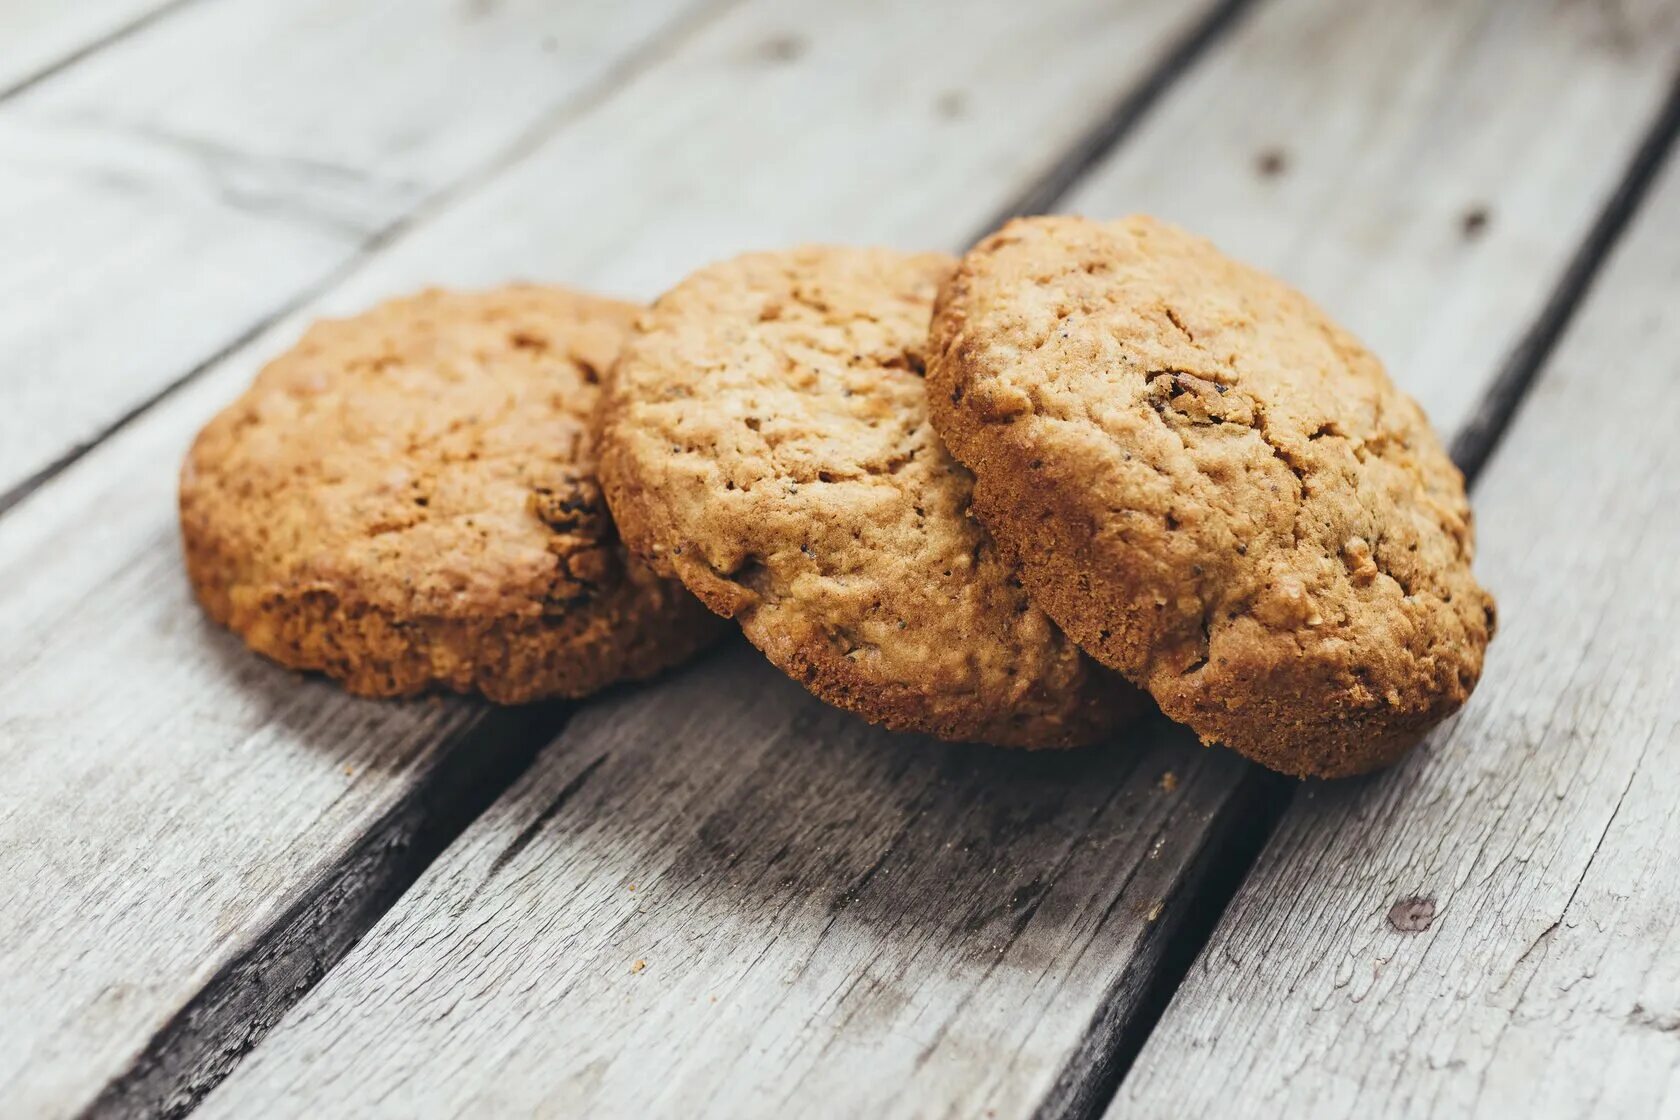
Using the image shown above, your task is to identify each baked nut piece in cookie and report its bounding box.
[596,246,1137,747]
[927,216,1495,777]
[180,286,724,703]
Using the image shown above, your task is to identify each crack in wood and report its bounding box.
[1032,765,1292,1120]
[483,752,611,883]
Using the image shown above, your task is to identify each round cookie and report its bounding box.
[926,215,1495,777]
[180,285,724,703]
[596,246,1137,747]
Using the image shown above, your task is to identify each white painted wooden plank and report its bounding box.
[0,1,1239,1115]
[191,5,1680,1116]
[1114,135,1680,1120]
[1061,0,1680,439]
[0,0,176,94]
[0,0,701,505]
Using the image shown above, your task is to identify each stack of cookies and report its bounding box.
[180,215,1495,778]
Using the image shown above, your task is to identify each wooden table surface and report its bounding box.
[1,1,1677,1117]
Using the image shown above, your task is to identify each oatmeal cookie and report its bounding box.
[927,215,1494,776]
[180,285,723,702]
[597,247,1136,747]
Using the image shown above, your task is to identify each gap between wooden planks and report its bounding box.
[0,0,719,511]
[187,1,1680,1117]
[1065,0,1680,1107]
[0,1,1252,1117]
[1114,86,1680,1120]
[0,0,186,98]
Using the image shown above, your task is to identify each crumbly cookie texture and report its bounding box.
[927,215,1495,777]
[596,246,1138,747]
[180,285,723,703]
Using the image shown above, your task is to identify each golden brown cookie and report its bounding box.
[596,246,1138,747]
[180,285,724,703]
[927,216,1495,777]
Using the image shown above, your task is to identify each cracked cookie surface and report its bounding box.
[596,246,1137,747]
[927,215,1495,776]
[180,285,723,702]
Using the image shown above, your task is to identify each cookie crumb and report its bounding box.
[1388,896,1435,932]
[1159,770,1178,793]
[630,959,647,974]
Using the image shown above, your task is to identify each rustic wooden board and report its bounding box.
[0,117,364,510]
[266,0,1246,308]
[15,0,701,189]
[1060,0,1680,438]
[0,524,546,1117]
[192,645,1238,1120]
[0,0,179,95]
[1114,131,1680,1120]
[0,2,1242,1115]
[192,3,1680,1117]
[0,0,702,507]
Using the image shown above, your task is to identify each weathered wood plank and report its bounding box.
[1060,0,1680,439]
[0,0,180,96]
[0,2,1242,1115]
[0,0,704,507]
[275,0,1245,305]
[194,646,1237,1120]
[192,4,1680,1116]
[0,117,367,511]
[1114,126,1680,1120]
[15,0,697,191]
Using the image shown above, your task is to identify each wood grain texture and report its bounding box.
[281,0,1243,306]
[0,1,1241,1115]
[0,376,518,1114]
[1114,136,1680,1120]
[1061,0,1680,439]
[0,117,362,508]
[197,646,1240,1119]
[14,0,695,189]
[0,0,703,506]
[0,0,181,96]
[190,3,1680,1116]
